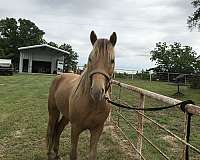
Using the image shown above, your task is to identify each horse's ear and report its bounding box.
[110,32,117,46]
[90,31,97,45]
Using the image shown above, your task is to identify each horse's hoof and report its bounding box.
[55,155,62,160]
[70,154,78,160]
[48,152,61,160]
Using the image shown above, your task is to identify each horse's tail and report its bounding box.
[46,76,61,152]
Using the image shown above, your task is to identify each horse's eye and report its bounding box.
[111,59,115,64]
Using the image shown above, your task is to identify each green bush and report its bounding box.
[190,75,200,89]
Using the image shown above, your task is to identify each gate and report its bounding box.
[110,80,200,160]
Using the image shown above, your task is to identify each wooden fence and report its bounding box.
[110,80,200,160]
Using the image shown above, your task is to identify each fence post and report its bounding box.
[150,73,152,82]
[106,84,113,125]
[182,112,192,160]
[185,75,187,85]
[183,112,187,160]
[168,73,170,83]
[136,93,145,160]
[117,86,122,127]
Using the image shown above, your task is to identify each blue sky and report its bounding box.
[0,0,199,71]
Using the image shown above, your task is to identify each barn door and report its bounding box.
[22,59,29,72]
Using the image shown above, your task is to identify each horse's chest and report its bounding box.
[83,109,109,128]
[71,104,110,129]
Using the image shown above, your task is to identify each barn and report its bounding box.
[18,44,67,74]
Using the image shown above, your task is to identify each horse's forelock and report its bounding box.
[92,39,114,59]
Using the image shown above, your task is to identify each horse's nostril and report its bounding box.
[102,88,105,94]
[90,86,105,101]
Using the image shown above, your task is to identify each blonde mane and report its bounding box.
[89,39,114,65]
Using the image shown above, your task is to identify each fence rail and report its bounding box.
[112,80,200,116]
[111,80,200,160]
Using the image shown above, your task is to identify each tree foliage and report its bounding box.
[48,41,58,48]
[0,18,18,62]
[59,43,78,72]
[0,17,45,68]
[18,18,45,46]
[188,0,200,30]
[150,42,200,73]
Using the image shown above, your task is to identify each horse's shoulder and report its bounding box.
[58,73,80,82]
[57,73,81,86]
[50,75,63,91]
[50,73,80,94]
[60,73,80,78]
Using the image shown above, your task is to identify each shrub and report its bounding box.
[190,75,200,89]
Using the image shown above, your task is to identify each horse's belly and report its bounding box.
[55,89,71,117]
[54,74,80,118]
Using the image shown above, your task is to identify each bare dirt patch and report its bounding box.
[106,124,137,160]
[12,129,25,138]
[0,144,4,158]
[162,135,179,152]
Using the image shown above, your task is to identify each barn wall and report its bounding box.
[19,50,33,73]
[19,47,64,74]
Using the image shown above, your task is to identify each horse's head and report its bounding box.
[88,31,117,101]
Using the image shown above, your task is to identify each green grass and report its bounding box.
[0,74,130,160]
[112,78,200,160]
[0,74,199,160]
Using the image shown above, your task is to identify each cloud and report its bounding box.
[0,0,199,71]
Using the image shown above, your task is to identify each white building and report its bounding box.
[18,44,67,74]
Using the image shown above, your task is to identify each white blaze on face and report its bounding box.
[90,74,106,101]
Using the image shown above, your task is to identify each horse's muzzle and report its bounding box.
[90,86,105,102]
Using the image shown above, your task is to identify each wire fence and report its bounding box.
[110,80,200,160]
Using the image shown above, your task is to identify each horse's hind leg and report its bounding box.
[47,106,60,160]
[52,116,69,159]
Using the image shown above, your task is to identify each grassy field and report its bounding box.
[0,74,130,160]
[0,74,199,160]
[112,77,200,160]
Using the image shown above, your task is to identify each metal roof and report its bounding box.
[18,44,69,54]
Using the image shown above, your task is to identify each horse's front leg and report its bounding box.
[70,125,81,160]
[88,125,104,160]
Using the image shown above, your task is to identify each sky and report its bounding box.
[0,0,199,71]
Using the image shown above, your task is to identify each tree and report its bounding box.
[48,41,58,48]
[0,17,45,68]
[188,0,200,30]
[0,18,18,63]
[18,18,45,46]
[150,42,199,73]
[59,43,78,72]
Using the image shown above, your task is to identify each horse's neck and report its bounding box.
[75,68,91,97]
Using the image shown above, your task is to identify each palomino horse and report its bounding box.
[47,31,117,160]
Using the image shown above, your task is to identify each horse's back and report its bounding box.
[48,73,80,118]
